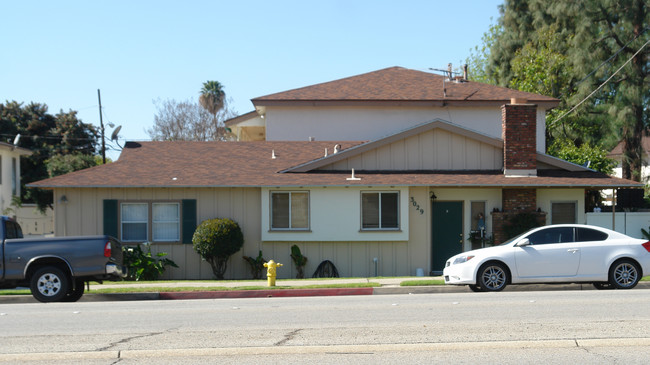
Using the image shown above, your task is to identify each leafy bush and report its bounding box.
[547,139,617,175]
[290,245,308,279]
[192,218,244,279]
[243,250,266,279]
[123,243,178,281]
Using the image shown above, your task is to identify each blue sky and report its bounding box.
[1,0,502,159]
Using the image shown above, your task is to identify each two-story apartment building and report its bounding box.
[30,67,643,279]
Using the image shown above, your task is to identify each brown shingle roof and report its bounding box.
[252,67,559,108]
[29,141,640,189]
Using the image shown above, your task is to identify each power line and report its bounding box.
[566,27,649,96]
[550,37,650,128]
[0,133,97,143]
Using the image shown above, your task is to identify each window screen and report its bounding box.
[121,203,148,242]
[362,192,399,229]
[552,202,576,224]
[271,192,309,230]
[152,203,180,241]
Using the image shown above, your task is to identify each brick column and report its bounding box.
[502,101,537,177]
[491,188,546,244]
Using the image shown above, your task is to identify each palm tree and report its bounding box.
[199,81,225,139]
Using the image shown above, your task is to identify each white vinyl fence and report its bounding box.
[586,212,650,239]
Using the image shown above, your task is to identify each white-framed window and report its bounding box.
[270,191,309,230]
[152,203,180,242]
[551,202,577,224]
[121,203,148,242]
[361,191,399,230]
[120,201,181,242]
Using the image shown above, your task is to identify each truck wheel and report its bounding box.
[30,266,70,303]
[63,279,85,302]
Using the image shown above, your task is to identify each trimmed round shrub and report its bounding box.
[192,218,244,279]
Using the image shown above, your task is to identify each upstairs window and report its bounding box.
[361,192,399,230]
[271,191,309,230]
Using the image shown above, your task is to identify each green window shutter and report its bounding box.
[103,199,118,238]
[182,199,197,244]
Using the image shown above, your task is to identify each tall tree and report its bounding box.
[0,101,99,211]
[466,21,502,84]
[488,0,649,181]
[147,98,236,141]
[199,81,227,140]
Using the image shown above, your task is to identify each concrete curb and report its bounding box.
[1,282,649,303]
[159,287,374,300]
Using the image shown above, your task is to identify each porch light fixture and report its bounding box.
[59,195,68,204]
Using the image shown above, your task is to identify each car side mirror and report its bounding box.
[516,238,531,247]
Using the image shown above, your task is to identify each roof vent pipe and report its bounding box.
[271,150,276,159]
[346,168,361,181]
[510,98,528,104]
[324,148,328,157]
[463,64,468,81]
[333,144,340,154]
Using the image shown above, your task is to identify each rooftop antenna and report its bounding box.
[428,63,459,79]
[429,63,461,99]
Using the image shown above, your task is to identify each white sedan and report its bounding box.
[443,224,650,292]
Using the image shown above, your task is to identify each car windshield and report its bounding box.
[498,231,529,246]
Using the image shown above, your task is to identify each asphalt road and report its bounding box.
[1,289,649,364]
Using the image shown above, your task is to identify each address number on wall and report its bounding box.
[410,197,424,215]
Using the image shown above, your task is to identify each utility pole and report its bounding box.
[98,89,106,164]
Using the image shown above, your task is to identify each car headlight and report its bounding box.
[453,255,475,265]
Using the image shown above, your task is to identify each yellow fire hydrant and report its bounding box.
[263,259,283,287]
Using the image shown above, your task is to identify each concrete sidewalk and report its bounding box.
[1,277,649,303]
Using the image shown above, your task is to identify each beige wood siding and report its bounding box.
[319,128,503,171]
[52,186,433,279]
[53,187,262,280]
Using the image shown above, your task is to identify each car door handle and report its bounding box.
[567,248,579,253]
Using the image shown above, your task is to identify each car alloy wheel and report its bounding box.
[479,263,508,291]
[610,260,640,289]
[30,266,70,302]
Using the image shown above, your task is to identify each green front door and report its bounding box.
[431,201,463,274]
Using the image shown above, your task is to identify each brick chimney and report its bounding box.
[502,98,537,177]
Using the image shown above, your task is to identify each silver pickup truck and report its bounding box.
[1,216,126,302]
